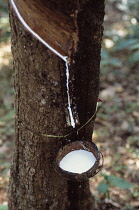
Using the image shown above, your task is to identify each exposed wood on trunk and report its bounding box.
[11,0,78,58]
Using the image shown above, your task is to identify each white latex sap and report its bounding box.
[10,0,76,128]
[59,149,96,174]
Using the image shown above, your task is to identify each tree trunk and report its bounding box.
[8,1,105,209]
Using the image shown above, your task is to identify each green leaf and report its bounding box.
[109,58,122,67]
[97,182,109,194]
[101,173,109,179]
[0,205,8,210]
[107,175,132,189]
[115,39,138,51]
[129,43,139,50]
[129,50,139,63]
[101,49,109,59]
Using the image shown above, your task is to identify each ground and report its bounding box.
[0,0,139,209]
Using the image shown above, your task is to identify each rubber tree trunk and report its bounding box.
[8,1,105,209]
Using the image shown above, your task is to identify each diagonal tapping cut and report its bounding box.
[10,0,78,60]
[10,0,77,128]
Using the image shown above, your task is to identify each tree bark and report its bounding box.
[8,1,105,209]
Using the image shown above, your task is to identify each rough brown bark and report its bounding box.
[8,1,105,209]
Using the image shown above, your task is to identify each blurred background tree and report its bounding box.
[0,0,139,209]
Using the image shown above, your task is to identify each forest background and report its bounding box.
[0,0,139,209]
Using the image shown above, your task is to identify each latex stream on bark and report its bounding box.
[10,0,76,128]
